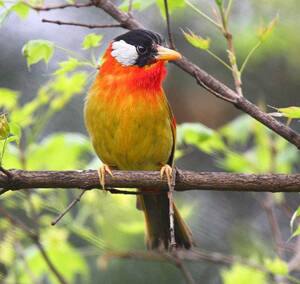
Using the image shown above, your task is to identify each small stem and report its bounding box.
[163,0,175,49]
[185,0,222,29]
[0,137,7,165]
[225,0,234,25]
[240,41,262,74]
[128,0,133,16]
[218,4,243,96]
[90,48,97,66]
[55,45,94,66]
[286,275,300,284]
[206,49,234,71]
[51,189,86,226]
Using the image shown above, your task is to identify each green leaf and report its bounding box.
[269,106,300,119]
[26,133,91,170]
[291,224,300,239]
[256,14,278,42]
[0,8,10,27]
[0,1,4,7]
[177,123,226,153]
[22,40,55,67]
[220,115,252,145]
[290,206,300,232]
[53,57,82,75]
[8,122,21,143]
[119,0,155,11]
[155,0,185,18]
[264,258,288,275]
[53,72,87,94]
[0,88,19,110]
[215,0,223,7]
[11,2,30,20]
[82,33,103,50]
[218,152,253,173]
[221,264,267,284]
[182,29,210,50]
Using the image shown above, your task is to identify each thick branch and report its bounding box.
[1,169,300,193]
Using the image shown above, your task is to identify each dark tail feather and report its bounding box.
[138,190,194,250]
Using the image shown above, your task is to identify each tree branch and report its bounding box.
[41,19,122,29]
[1,169,300,193]
[23,1,94,11]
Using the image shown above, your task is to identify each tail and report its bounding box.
[138,190,194,250]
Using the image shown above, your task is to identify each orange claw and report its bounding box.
[160,164,172,189]
[98,164,114,192]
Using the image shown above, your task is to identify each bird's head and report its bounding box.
[95,29,181,92]
[110,29,181,67]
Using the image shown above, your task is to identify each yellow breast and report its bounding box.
[84,82,173,171]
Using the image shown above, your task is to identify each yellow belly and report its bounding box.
[84,88,173,171]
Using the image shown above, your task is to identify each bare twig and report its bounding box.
[175,260,196,284]
[128,0,133,17]
[51,189,87,226]
[23,1,94,11]
[0,165,12,178]
[288,236,300,272]
[163,0,175,49]
[15,242,40,284]
[35,241,68,284]
[254,193,285,257]
[102,249,269,272]
[42,19,122,29]
[1,169,300,193]
[167,167,176,249]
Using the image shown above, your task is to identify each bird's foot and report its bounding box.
[98,164,114,193]
[160,164,172,189]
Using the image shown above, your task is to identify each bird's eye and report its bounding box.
[136,45,147,55]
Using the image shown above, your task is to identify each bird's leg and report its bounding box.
[160,164,177,249]
[98,164,114,192]
[160,164,172,189]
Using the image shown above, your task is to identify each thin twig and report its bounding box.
[15,242,40,284]
[51,187,169,226]
[35,241,68,284]
[42,19,122,29]
[175,261,196,284]
[253,193,285,257]
[23,1,94,11]
[163,0,175,49]
[128,0,133,17]
[51,189,86,226]
[219,5,243,96]
[185,0,222,29]
[0,165,12,178]
[168,167,176,249]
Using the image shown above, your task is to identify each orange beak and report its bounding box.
[155,45,182,61]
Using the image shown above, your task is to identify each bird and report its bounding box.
[84,29,193,250]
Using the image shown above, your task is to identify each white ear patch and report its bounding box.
[111,40,138,66]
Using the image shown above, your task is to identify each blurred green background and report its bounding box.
[0,0,300,283]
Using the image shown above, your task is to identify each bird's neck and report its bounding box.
[94,45,167,94]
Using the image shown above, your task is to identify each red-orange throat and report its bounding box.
[94,44,167,94]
